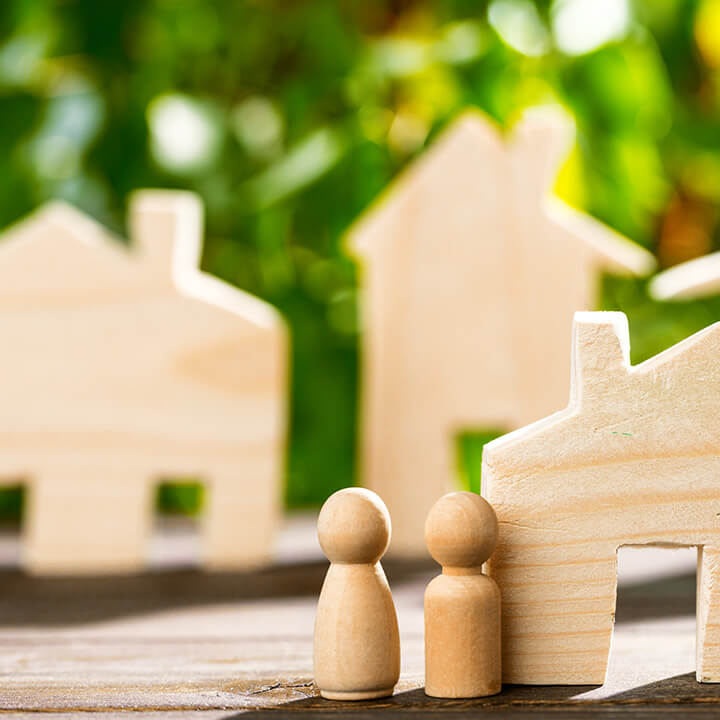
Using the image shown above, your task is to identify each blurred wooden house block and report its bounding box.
[650,251,720,300]
[0,191,287,575]
[347,107,655,556]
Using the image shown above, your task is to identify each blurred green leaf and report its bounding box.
[0,0,717,514]
[0,486,23,523]
[156,482,205,516]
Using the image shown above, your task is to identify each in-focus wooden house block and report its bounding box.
[650,251,720,300]
[347,107,655,555]
[483,311,720,685]
[0,191,287,574]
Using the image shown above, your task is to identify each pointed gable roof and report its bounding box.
[0,201,142,304]
[0,201,129,265]
[346,107,655,276]
[346,109,502,258]
[0,194,283,331]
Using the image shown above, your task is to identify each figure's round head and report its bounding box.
[317,488,391,564]
[425,492,498,568]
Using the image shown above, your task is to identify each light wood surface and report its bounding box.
[0,518,717,717]
[483,311,720,685]
[314,489,400,700]
[424,492,501,698]
[650,251,720,300]
[0,191,287,574]
[347,107,656,557]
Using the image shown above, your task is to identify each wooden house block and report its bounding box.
[0,191,287,574]
[347,107,655,555]
[650,251,720,300]
[482,311,720,684]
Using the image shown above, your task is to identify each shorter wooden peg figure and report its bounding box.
[313,488,401,700]
[424,491,501,698]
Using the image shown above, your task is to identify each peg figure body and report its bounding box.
[424,491,501,698]
[314,488,400,700]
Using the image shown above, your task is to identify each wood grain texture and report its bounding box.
[0,191,287,574]
[483,311,720,685]
[347,107,656,557]
[0,519,717,716]
[314,489,400,700]
[424,492,501,698]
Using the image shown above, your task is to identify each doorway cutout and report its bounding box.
[149,480,205,568]
[0,483,25,567]
[576,546,697,700]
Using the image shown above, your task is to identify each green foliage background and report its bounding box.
[0,0,719,512]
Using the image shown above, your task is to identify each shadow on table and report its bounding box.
[225,686,593,718]
[0,562,695,628]
[0,556,434,627]
[0,526,696,627]
[615,571,695,623]
[225,678,720,717]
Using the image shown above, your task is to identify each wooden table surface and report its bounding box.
[0,514,717,718]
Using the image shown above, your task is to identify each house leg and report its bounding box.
[202,458,280,570]
[697,545,720,681]
[23,469,153,574]
[489,543,618,685]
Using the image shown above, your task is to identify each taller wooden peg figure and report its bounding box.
[314,488,401,700]
[424,492,501,698]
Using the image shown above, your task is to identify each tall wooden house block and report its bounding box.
[0,191,287,574]
[347,108,655,555]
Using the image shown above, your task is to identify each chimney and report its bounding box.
[571,312,630,405]
[129,190,203,282]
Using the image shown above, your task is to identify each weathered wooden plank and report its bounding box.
[0,520,715,714]
[9,711,720,720]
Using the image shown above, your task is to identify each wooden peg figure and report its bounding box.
[424,491,501,698]
[313,488,401,700]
